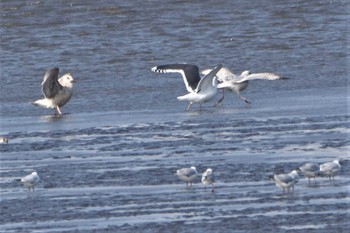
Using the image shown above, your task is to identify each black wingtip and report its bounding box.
[281,76,290,80]
[48,67,59,73]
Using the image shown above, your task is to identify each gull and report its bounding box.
[298,163,319,183]
[202,168,215,192]
[271,170,299,193]
[151,64,222,110]
[201,67,288,106]
[0,136,8,144]
[33,67,75,115]
[176,166,198,186]
[319,160,341,180]
[16,171,40,191]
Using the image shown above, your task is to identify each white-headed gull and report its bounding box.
[271,170,299,193]
[16,171,40,191]
[202,168,215,192]
[33,68,75,115]
[201,67,288,105]
[319,160,341,180]
[151,64,222,110]
[299,163,319,183]
[176,166,198,186]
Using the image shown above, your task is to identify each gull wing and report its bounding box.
[235,72,289,83]
[300,163,319,172]
[195,64,222,93]
[201,67,238,82]
[274,174,294,184]
[320,162,340,172]
[41,68,62,98]
[21,173,39,184]
[177,168,196,177]
[151,64,200,93]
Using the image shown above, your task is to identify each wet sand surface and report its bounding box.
[1,88,349,232]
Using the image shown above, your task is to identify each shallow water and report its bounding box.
[1,0,349,232]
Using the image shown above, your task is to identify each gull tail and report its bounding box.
[32,98,55,108]
[177,93,195,101]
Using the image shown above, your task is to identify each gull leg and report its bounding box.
[239,96,251,104]
[186,102,193,111]
[211,184,215,192]
[215,90,225,106]
[56,106,63,115]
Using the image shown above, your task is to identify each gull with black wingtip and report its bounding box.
[151,64,222,110]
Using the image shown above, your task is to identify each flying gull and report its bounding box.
[271,170,299,193]
[319,160,341,180]
[202,168,215,192]
[298,162,319,183]
[151,64,222,110]
[176,166,198,186]
[201,67,288,106]
[16,171,40,191]
[33,68,75,115]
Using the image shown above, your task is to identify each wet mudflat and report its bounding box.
[1,88,349,233]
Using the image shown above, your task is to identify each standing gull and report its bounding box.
[16,171,40,191]
[201,67,288,106]
[176,166,198,186]
[202,168,215,192]
[319,160,341,180]
[151,64,222,110]
[0,136,9,144]
[33,68,75,115]
[299,162,319,184]
[271,170,299,193]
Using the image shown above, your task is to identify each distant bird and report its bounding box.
[151,64,222,110]
[16,171,40,191]
[176,166,198,186]
[33,68,75,115]
[0,136,8,144]
[319,160,341,180]
[271,170,299,193]
[201,67,288,106]
[299,163,319,184]
[202,168,215,192]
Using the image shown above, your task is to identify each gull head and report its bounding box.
[190,166,198,172]
[205,168,213,173]
[334,160,342,165]
[241,70,251,77]
[59,73,75,88]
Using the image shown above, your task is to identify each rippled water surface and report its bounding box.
[1,0,349,232]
